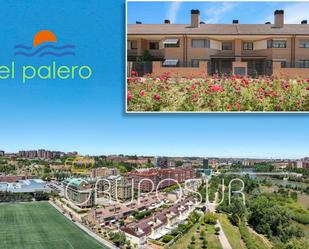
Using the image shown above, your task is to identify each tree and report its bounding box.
[229,197,247,226]
[202,239,208,249]
[215,227,221,235]
[191,236,196,244]
[141,50,152,62]
[162,235,174,243]
[283,238,309,249]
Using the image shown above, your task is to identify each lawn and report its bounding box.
[0,202,108,249]
[219,214,247,249]
[170,221,222,249]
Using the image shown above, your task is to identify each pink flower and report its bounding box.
[210,84,223,92]
[153,94,161,101]
[131,71,138,77]
[140,90,145,96]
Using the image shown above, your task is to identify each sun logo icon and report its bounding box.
[14,30,75,57]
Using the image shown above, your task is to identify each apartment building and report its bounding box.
[126,167,195,192]
[100,175,133,201]
[62,178,96,208]
[128,9,309,76]
[89,167,119,178]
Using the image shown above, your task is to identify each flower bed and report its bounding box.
[127,72,309,112]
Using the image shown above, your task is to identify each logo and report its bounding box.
[0,30,92,83]
[14,30,75,57]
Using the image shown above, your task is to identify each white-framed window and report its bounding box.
[299,40,309,48]
[272,40,287,48]
[243,42,253,50]
[191,39,210,48]
[130,41,138,50]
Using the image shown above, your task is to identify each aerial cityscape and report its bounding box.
[0,149,308,248]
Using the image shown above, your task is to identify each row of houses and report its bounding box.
[88,193,168,227]
[121,196,198,247]
[128,9,309,76]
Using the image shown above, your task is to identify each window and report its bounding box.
[149,42,159,50]
[192,39,210,48]
[163,39,180,48]
[299,40,309,48]
[272,40,287,48]
[131,41,137,50]
[191,59,200,67]
[222,42,232,50]
[243,42,253,50]
[281,61,287,68]
[267,40,272,48]
[300,60,309,68]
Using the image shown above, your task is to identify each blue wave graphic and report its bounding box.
[14,45,32,50]
[39,51,75,57]
[14,44,75,57]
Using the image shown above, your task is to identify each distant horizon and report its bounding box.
[1,148,307,160]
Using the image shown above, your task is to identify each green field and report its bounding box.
[0,202,109,249]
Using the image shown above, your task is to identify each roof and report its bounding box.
[127,24,309,36]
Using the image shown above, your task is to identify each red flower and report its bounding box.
[131,71,138,77]
[226,104,232,110]
[234,102,241,111]
[140,90,145,96]
[242,78,249,87]
[306,79,309,83]
[153,94,161,101]
[306,86,309,91]
[210,84,223,92]
[127,91,132,101]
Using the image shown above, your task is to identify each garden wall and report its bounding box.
[273,61,309,78]
[152,61,208,77]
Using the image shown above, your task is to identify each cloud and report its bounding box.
[204,2,237,24]
[265,2,309,24]
[166,1,182,23]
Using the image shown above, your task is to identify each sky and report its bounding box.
[0,0,309,159]
[127,1,309,24]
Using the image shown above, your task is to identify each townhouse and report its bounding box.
[88,193,168,226]
[127,9,309,76]
[121,196,198,247]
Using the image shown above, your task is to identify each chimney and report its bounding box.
[136,21,142,24]
[233,20,239,24]
[164,19,171,24]
[191,9,200,28]
[301,20,308,24]
[274,10,284,28]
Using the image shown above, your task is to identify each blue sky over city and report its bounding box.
[128,1,309,25]
[0,0,309,158]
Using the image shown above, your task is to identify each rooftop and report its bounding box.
[128,24,309,36]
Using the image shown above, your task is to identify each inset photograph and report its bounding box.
[126,1,309,112]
